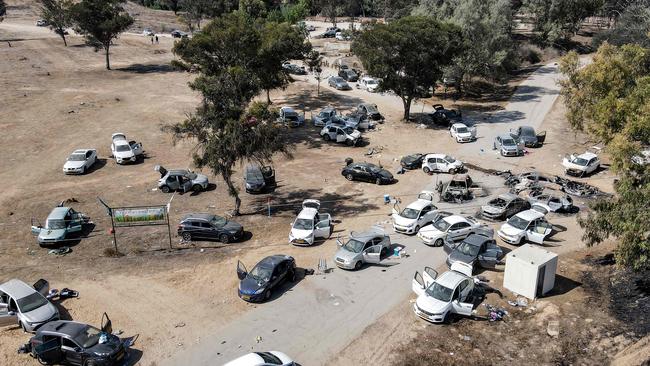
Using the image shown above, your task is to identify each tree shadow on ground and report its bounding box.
[116,63,176,74]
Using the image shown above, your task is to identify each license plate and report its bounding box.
[242,295,250,300]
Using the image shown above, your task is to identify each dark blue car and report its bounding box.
[237,255,297,302]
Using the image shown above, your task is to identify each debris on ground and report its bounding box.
[48,247,71,256]
[484,304,508,321]
[507,297,528,307]
[547,320,560,337]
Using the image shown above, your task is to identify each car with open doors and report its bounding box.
[421,154,464,175]
[0,279,59,333]
[417,214,492,247]
[444,233,503,274]
[29,313,129,366]
[110,133,143,164]
[31,206,89,246]
[411,263,477,323]
[244,164,276,194]
[155,165,210,193]
[334,229,391,270]
[289,200,332,246]
[237,255,297,303]
[497,205,554,245]
[391,191,438,235]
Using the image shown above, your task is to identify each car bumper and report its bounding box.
[238,290,265,303]
[37,237,65,246]
[63,168,84,174]
[290,238,313,246]
[497,230,521,244]
[393,224,416,234]
[565,168,586,176]
[116,156,137,164]
[417,233,439,245]
[455,136,474,143]
[413,303,445,323]
[334,257,356,269]
[501,149,520,156]
[481,210,504,220]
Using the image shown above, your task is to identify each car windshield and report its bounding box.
[343,238,365,253]
[367,164,381,173]
[45,218,66,230]
[210,216,227,227]
[457,242,480,257]
[433,219,450,232]
[16,293,48,313]
[333,77,343,82]
[502,138,516,146]
[489,198,507,208]
[366,79,377,85]
[343,127,354,134]
[572,157,588,166]
[456,127,468,133]
[426,282,453,302]
[115,145,130,152]
[73,325,102,348]
[507,215,529,230]
[444,155,456,163]
[521,128,535,136]
[249,263,273,282]
[285,115,298,121]
[400,208,419,219]
[68,154,85,161]
[293,218,313,230]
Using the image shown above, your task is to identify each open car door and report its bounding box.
[154,165,167,179]
[33,279,50,296]
[412,272,426,297]
[0,306,18,326]
[130,141,143,156]
[34,338,63,364]
[362,245,382,264]
[302,199,321,210]
[536,131,546,144]
[314,213,332,239]
[423,267,438,285]
[469,126,477,139]
[527,221,553,244]
[236,260,248,281]
[417,191,436,202]
[101,313,112,334]
[450,261,473,277]
[452,299,474,316]
[31,218,43,235]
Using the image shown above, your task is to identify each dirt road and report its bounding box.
[163,62,568,366]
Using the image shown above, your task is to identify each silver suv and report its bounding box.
[334,229,391,270]
[0,279,59,332]
[155,165,210,193]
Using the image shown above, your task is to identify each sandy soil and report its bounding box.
[0,4,633,366]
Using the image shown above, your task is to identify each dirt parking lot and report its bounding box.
[0,3,635,366]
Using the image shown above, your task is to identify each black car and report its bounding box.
[400,153,425,170]
[178,213,243,243]
[244,164,276,194]
[342,162,394,185]
[237,255,296,302]
[29,314,128,366]
[510,125,545,148]
[338,69,358,82]
[171,30,188,38]
[430,104,462,126]
[321,29,337,38]
[480,193,531,220]
[283,63,307,75]
[444,234,503,273]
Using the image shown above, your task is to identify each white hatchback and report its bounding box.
[411,264,476,323]
[497,206,553,245]
[289,200,332,246]
[450,123,476,143]
[421,154,464,174]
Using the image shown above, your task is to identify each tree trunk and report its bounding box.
[222,171,241,216]
[266,89,271,104]
[402,97,412,121]
[105,44,110,70]
[61,34,67,47]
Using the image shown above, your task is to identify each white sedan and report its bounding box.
[63,149,97,174]
[411,264,476,323]
[450,123,476,143]
[392,191,438,234]
[417,215,491,247]
[562,151,600,177]
[224,351,295,366]
[497,206,553,245]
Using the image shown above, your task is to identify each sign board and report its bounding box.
[113,206,167,227]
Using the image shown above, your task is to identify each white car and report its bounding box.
[417,215,491,247]
[392,191,438,234]
[421,153,464,174]
[143,28,155,36]
[320,125,361,146]
[497,206,553,245]
[359,77,379,92]
[289,200,332,246]
[411,263,476,323]
[224,351,295,366]
[562,151,600,177]
[111,133,143,164]
[335,31,350,41]
[449,123,476,143]
[63,149,97,174]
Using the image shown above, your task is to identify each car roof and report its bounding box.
[0,279,37,299]
[321,107,335,112]
[47,206,70,219]
[451,123,467,128]
[515,209,545,221]
[436,270,470,288]
[577,152,598,159]
[168,169,189,176]
[37,320,87,337]
[498,133,514,139]
[71,149,92,154]
[425,153,446,159]
[259,255,292,268]
[462,233,491,247]
[520,125,535,132]
[497,193,519,201]
[281,106,296,112]
[407,199,433,210]
[181,213,217,222]
[297,207,318,219]
[350,230,384,242]
[442,215,468,225]
[352,162,378,169]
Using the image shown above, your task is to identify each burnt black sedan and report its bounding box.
[342,162,394,185]
[237,255,296,302]
[400,153,425,170]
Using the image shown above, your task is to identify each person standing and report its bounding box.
[155,35,159,44]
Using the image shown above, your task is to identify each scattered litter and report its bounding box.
[317,258,328,274]
[47,289,59,299]
[115,330,123,335]
[255,336,262,343]
[60,287,79,299]
[68,110,75,114]
[463,335,471,341]
[17,343,31,354]
[221,340,226,345]
[547,320,560,337]
[177,342,183,347]
[304,268,315,276]
[272,329,277,333]
[484,304,508,321]
[416,124,427,129]
[200,249,205,253]
[48,247,71,256]
[175,322,185,328]
[507,297,528,307]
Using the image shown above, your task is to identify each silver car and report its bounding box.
[334,229,391,270]
[0,279,59,332]
[328,76,351,90]
[493,134,523,157]
[155,165,210,193]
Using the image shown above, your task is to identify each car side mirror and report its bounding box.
[7,311,15,316]
[336,238,343,247]
[31,226,42,235]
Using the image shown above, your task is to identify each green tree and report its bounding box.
[523,0,603,44]
[593,3,650,48]
[560,44,650,269]
[317,0,345,26]
[414,0,517,94]
[39,0,74,46]
[239,0,267,18]
[353,16,462,120]
[0,0,6,21]
[71,0,134,70]
[164,0,182,14]
[306,50,324,95]
[258,21,311,103]
[170,13,292,215]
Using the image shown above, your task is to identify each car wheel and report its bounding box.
[323,134,331,141]
[219,234,230,244]
[414,225,420,234]
[264,289,272,301]
[449,168,456,175]
[161,185,170,193]
[346,139,354,146]
[84,360,97,366]
[37,355,53,365]
[289,269,297,282]
[375,178,382,185]
[354,261,362,270]
[19,321,27,333]
[443,311,452,324]
[182,232,192,242]
[434,238,444,247]
[192,184,202,193]
[423,167,431,174]
[346,174,354,181]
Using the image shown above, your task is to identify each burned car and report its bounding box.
[429,104,462,126]
[444,233,503,274]
[155,165,210,193]
[525,189,573,213]
[29,314,129,366]
[356,103,383,121]
[244,164,276,194]
[510,125,545,148]
[436,174,479,202]
[480,193,531,220]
